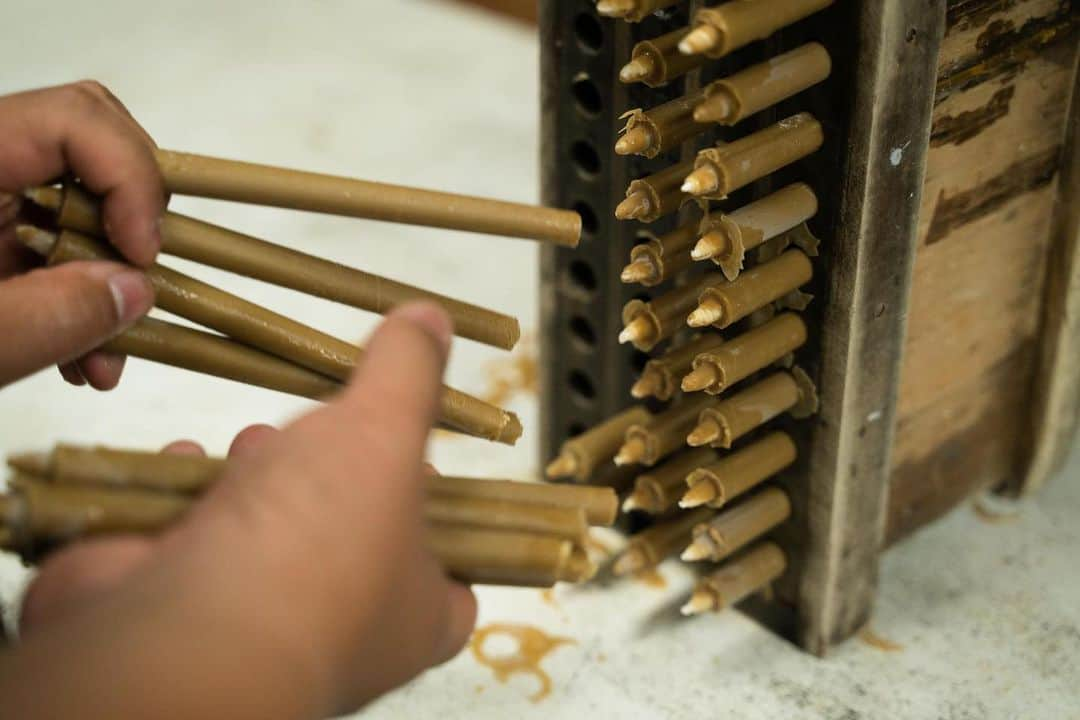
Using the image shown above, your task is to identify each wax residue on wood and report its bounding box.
[470,623,575,702]
[481,335,538,407]
[858,626,904,653]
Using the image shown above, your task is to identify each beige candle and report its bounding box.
[687,369,817,449]
[616,89,710,159]
[631,332,726,402]
[679,0,835,58]
[27,184,521,350]
[620,272,726,352]
[681,487,791,562]
[682,313,807,395]
[682,114,824,200]
[622,448,719,514]
[153,149,581,247]
[693,183,818,280]
[694,43,832,124]
[615,394,717,467]
[681,431,796,509]
[620,27,708,87]
[615,160,695,223]
[545,405,653,482]
[689,250,813,330]
[680,542,787,615]
[613,507,714,575]
[621,221,699,287]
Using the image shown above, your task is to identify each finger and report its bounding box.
[19,536,155,633]
[333,303,452,468]
[0,83,164,266]
[76,79,157,147]
[432,581,478,666]
[57,361,86,386]
[228,424,279,459]
[75,350,126,391]
[0,261,154,387]
[161,440,206,457]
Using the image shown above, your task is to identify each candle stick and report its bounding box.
[16,226,520,445]
[681,114,824,199]
[616,89,709,159]
[430,476,618,527]
[8,445,225,495]
[621,221,699,287]
[680,542,786,615]
[429,525,595,587]
[681,487,791,562]
[678,0,835,58]
[688,250,812,330]
[631,333,726,402]
[546,405,653,482]
[620,272,726,352]
[686,369,817,449]
[615,160,696,223]
[693,183,818,280]
[613,507,714,576]
[693,43,832,124]
[619,28,708,87]
[152,149,581,247]
[27,184,521,350]
[104,317,342,402]
[622,448,718,514]
[681,432,796,509]
[615,394,717,467]
[682,313,807,394]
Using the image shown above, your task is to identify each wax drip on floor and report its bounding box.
[469,623,575,702]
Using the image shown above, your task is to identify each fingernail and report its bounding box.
[395,303,453,355]
[106,268,155,327]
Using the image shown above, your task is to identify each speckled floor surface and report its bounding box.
[0,2,1077,717]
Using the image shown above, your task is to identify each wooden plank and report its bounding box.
[1020,49,1080,495]
[797,0,945,656]
[448,0,537,24]
[887,0,1077,539]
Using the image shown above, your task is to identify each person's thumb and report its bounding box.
[0,261,154,386]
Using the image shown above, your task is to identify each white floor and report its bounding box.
[0,2,1077,717]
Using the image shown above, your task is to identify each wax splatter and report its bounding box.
[470,623,575,702]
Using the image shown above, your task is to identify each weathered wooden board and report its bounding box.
[887,0,1077,543]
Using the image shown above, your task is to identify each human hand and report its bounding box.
[5,303,478,719]
[0,82,163,390]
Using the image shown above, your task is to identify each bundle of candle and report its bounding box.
[19,150,584,445]
[539,0,834,617]
[0,444,618,588]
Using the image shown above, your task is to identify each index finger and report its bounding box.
[0,82,164,267]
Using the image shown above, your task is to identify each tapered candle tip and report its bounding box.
[618,316,651,346]
[692,232,727,261]
[621,259,657,285]
[630,374,658,399]
[686,421,720,447]
[687,303,723,328]
[545,453,579,479]
[681,587,718,616]
[613,547,648,577]
[621,487,653,513]
[615,192,651,221]
[681,167,720,196]
[678,26,720,56]
[596,0,632,17]
[564,547,597,582]
[680,481,718,509]
[693,94,734,123]
[7,452,50,476]
[14,225,58,256]
[615,127,653,156]
[614,437,647,467]
[619,57,654,83]
[23,186,63,210]
[681,365,717,393]
[680,538,714,562]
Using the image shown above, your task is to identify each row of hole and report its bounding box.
[563,12,607,427]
